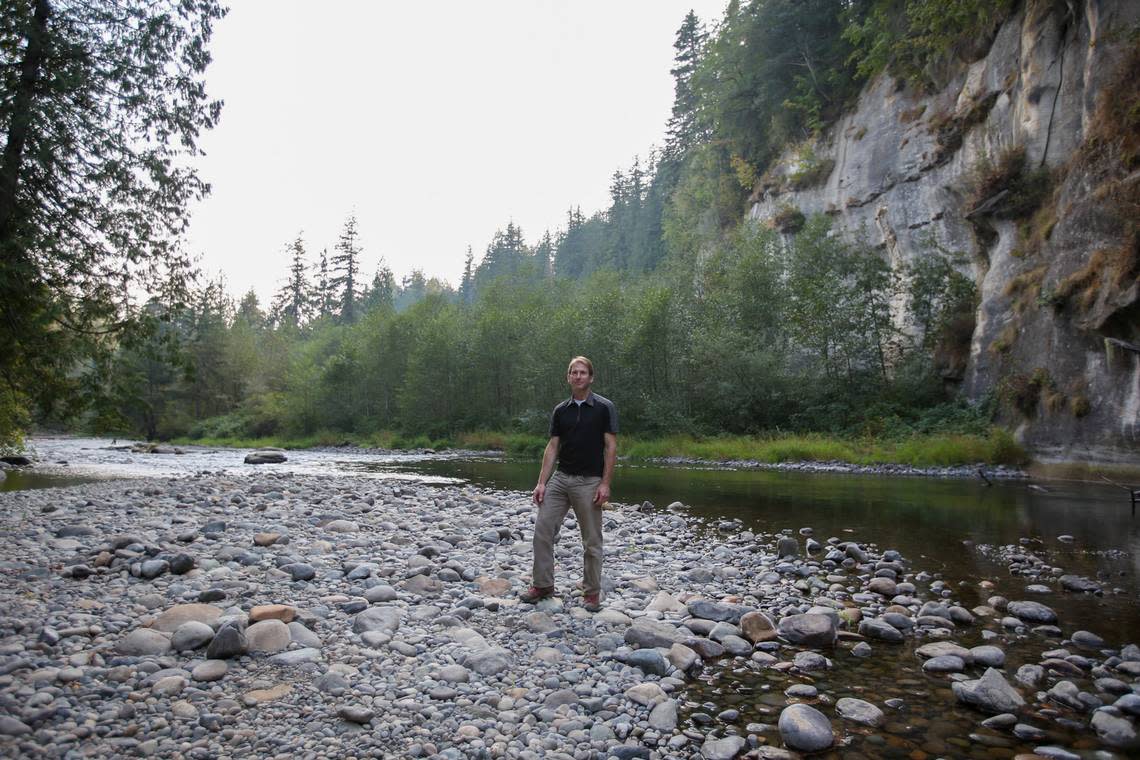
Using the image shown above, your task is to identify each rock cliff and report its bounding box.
[749,0,1140,464]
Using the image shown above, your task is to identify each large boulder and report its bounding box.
[778,613,836,647]
[245,449,287,464]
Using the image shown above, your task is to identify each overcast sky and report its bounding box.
[184,1,728,304]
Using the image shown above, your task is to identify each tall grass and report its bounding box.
[175,427,1025,467]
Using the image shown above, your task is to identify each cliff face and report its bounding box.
[748,0,1140,464]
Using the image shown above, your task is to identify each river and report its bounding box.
[6,436,1139,757]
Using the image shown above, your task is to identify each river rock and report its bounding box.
[701,735,746,760]
[687,599,748,623]
[859,617,904,642]
[1006,600,1057,624]
[117,628,171,656]
[1091,709,1140,750]
[649,699,679,731]
[245,450,287,464]
[778,613,836,647]
[778,703,834,751]
[151,603,223,632]
[171,621,215,651]
[740,610,777,643]
[246,619,291,652]
[353,606,402,634]
[205,625,246,659]
[836,697,884,726]
[952,668,1026,714]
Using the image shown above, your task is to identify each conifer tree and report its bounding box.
[270,233,311,328]
[665,10,708,159]
[331,215,362,324]
[316,248,334,321]
[460,246,476,304]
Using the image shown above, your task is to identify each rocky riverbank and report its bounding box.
[0,473,1136,759]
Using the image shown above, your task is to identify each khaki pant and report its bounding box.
[532,471,603,595]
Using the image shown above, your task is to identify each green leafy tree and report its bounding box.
[0,0,225,443]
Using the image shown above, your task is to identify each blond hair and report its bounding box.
[566,355,594,377]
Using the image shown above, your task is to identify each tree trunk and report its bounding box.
[0,0,51,247]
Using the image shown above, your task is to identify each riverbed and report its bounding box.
[0,437,1137,758]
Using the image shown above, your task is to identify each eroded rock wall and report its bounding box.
[749,0,1140,463]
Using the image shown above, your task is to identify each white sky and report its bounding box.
[185,1,727,304]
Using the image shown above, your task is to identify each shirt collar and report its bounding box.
[568,392,595,406]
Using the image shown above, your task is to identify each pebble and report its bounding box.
[0,465,1133,760]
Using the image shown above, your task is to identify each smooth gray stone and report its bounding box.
[778,613,836,647]
[117,629,171,656]
[778,703,834,752]
[288,621,321,648]
[364,585,397,603]
[700,735,747,759]
[686,599,749,623]
[623,648,670,676]
[338,706,373,724]
[969,645,1005,667]
[353,606,402,634]
[859,618,904,643]
[836,697,884,727]
[1091,709,1140,750]
[649,699,678,731]
[268,647,321,666]
[1006,600,1057,624]
[952,668,1026,714]
[191,660,227,682]
[464,648,512,676]
[544,689,579,708]
[171,621,214,651]
[923,655,965,673]
[0,716,31,735]
[625,618,680,649]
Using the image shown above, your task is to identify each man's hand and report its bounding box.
[532,483,546,504]
[593,482,610,506]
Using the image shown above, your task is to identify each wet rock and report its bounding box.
[858,617,904,643]
[1006,600,1057,624]
[778,703,834,752]
[923,655,966,673]
[700,735,747,759]
[245,450,287,464]
[778,613,836,647]
[740,610,778,643]
[952,668,1026,714]
[1091,709,1140,750]
[836,697,884,727]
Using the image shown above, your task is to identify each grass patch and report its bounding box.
[176,426,1028,468]
[622,431,1023,467]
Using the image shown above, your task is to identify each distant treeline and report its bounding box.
[1,0,1014,448]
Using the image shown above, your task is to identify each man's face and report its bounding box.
[567,362,592,394]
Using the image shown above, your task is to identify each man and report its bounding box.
[522,356,617,612]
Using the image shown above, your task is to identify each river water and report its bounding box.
[6,437,1139,757]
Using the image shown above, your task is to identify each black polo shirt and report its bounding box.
[549,392,618,477]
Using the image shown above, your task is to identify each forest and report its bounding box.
[0,0,1024,462]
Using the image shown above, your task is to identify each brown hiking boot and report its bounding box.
[520,585,554,604]
[582,592,601,612]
